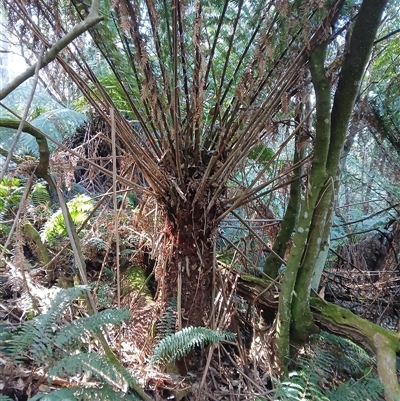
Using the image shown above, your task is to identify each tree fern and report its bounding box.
[151,326,235,365]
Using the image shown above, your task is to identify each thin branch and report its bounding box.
[0,0,103,100]
[374,28,400,45]
[332,201,400,227]
[0,47,44,181]
[111,108,121,309]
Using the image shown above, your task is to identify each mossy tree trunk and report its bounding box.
[264,116,306,280]
[275,0,388,373]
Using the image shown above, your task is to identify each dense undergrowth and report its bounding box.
[0,171,389,400]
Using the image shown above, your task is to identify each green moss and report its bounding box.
[240,273,272,287]
[310,297,400,352]
[122,266,152,300]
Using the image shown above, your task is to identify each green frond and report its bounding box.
[0,395,14,401]
[10,286,89,362]
[31,183,50,206]
[273,331,383,401]
[9,320,37,362]
[41,195,93,243]
[30,383,142,401]
[49,352,136,389]
[0,177,23,219]
[151,326,235,365]
[156,297,177,338]
[54,309,130,348]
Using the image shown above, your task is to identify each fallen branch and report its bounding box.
[236,273,400,401]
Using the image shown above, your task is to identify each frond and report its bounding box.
[30,383,142,401]
[155,296,177,338]
[10,286,89,363]
[273,331,384,401]
[41,195,93,243]
[30,182,50,206]
[151,326,235,365]
[0,395,14,401]
[54,309,130,348]
[49,352,136,390]
[330,376,383,401]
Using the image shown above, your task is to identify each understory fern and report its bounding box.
[29,384,141,401]
[273,331,384,401]
[151,326,235,365]
[30,182,50,206]
[156,297,177,339]
[10,286,138,400]
[41,195,93,244]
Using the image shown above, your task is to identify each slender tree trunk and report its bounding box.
[264,116,306,280]
[275,0,388,373]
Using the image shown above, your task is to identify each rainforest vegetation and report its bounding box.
[1,0,400,400]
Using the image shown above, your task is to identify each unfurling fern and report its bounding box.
[151,326,235,365]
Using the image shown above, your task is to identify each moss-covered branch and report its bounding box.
[0,118,49,178]
[22,221,50,265]
[237,273,400,401]
[0,0,103,100]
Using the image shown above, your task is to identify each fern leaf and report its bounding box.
[10,286,89,362]
[54,309,130,348]
[31,182,50,206]
[49,352,136,389]
[29,388,76,401]
[9,320,36,361]
[151,326,235,365]
[0,396,15,401]
[156,297,177,338]
[29,384,142,401]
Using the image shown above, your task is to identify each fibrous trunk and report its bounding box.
[155,199,218,328]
